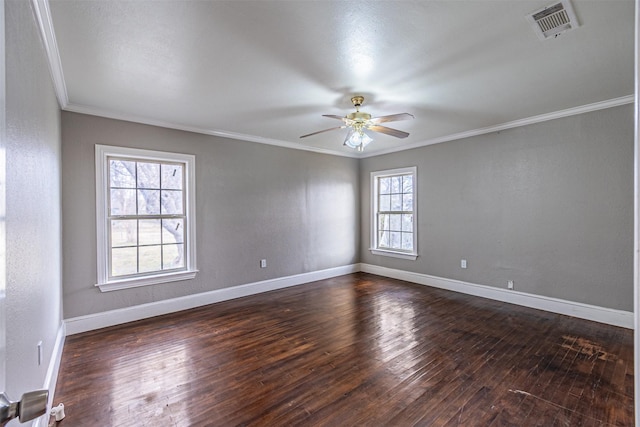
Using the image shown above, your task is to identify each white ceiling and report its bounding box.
[44,0,634,157]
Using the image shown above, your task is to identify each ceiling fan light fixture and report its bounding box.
[345,131,373,151]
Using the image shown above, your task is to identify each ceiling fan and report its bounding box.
[300,96,414,152]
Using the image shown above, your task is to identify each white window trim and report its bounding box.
[370,166,418,261]
[95,144,198,292]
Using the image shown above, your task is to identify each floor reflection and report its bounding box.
[110,341,192,426]
[372,291,418,377]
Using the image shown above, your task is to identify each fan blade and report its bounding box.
[367,125,410,139]
[300,126,346,138]
[370,113,414,124]
[322,114,347,121]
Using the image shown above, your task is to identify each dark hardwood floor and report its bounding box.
[50,273,634,426]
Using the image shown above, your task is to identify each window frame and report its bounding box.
[95,145,198,292]
[370,166,418,260]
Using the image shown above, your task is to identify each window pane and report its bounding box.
[163,244,184,270]
[391,194,402,211]
[110,189,137,215]
[389,232,401,249]
[402,175,413,193]
[378,214,389,232]
[162,219,184,244]
[379,177,391,194]
[379,195,391,212]
[402,214,413,232]
[110,160,136,188]
[402,193,413,211]
[111,220,137,247]
[379,230,389,247]
[161,190,184,215]
[137,162,160,189]
[137,190,160,215]
[391,176,402,193]
[401,232,413,250]
[139,245,162,273]
[139,219,161,245]
[389,214,401,231]
[111,247,137,277]
[161,164,183,190]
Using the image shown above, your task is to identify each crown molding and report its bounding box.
[31,0,68,108]
[65,96,633,160]
[64,103,360,158]
[360,95,635,158]
[62,94,635,159]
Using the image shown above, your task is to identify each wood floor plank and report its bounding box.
[50,273,634,426]
[427,337,543,426]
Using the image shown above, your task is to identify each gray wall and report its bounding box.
[361,105,634,311]
[61,112,359,319]
[62,104,633,318]
[6,0,63,407]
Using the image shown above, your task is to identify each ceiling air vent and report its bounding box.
[526,0,579,40]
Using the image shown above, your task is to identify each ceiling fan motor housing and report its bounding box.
[346,111,372,122]
[351,96,365,108]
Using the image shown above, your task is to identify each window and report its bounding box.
[95,145,197,292]
[370,167,418,260]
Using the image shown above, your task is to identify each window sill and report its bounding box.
[96,270,198,292]
[369,249,418,261]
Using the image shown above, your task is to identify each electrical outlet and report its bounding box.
[507,280,514,290]
[260,259,267,268]
[460,259,467,269]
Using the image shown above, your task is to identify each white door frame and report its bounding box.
[634,0,639,424]
[0,0,7,396]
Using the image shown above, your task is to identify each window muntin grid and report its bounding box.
[107,157,187,279]
[376,172,414,253]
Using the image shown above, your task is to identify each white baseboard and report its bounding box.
[33,322,66,427]
[65,264,360,335]
[64,262,633,336]
[360,263,633,329]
